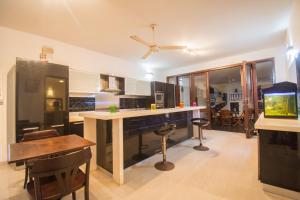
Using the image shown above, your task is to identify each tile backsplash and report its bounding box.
[69,97,95,112]
[120,97,154,109]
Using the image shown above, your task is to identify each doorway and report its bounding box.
[167,57,275,138]
[207,59,275,136]
[208,66,244,133]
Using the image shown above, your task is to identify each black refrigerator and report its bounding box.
[16,58,69,142]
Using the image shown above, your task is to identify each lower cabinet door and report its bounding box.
[69,121,84,137]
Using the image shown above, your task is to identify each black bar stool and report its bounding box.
[154,123,176,171]
[191,118,210,151]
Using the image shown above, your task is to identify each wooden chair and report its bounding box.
[232,111,244,127]
[232,108,255,127]
[27,147,92,200]
[219,110,233,127]
[21,129,60,189]
[210,108,220,125]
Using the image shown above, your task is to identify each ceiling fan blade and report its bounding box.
[142,50,152,59]
[130,35,151,47]
[159,45,187,50]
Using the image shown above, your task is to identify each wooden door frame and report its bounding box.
[251,62,259,120]
[241,61,251,138]
[247,57,275,120]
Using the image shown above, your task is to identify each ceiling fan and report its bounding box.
[130,24,187,59]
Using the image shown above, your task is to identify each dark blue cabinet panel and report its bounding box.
[259,130,300,192]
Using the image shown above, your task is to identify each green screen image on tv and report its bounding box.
[264,92,297,117]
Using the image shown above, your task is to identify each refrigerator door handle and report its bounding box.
[50,124,65,128]
[22,127,39,131]
[73,122,84,125]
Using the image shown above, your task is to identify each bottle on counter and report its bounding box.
[151,104,157,110]
[192,101,197,107]
[179,102,184,108]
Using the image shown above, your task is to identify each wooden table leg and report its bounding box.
[112,118,124,185]
[84,118,97,171]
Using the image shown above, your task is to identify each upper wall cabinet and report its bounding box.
[69,70,100,93]
[125,78,151,96]
[125,78,137,95]
[136,80,151,96]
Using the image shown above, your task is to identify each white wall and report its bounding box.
[159,46,288,83]
[286,0,300,82]
[0,26,158,162]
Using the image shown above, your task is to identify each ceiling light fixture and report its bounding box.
[183,48,202,56]
[130,24,187,59]
[287,45,299,66]
[145,72,154,80]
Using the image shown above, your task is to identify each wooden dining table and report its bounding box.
[8,134,96,163]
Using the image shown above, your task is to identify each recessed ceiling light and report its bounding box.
[59,80,64,83]
[183,48,202,56]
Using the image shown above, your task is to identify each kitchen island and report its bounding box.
[80,106,205,185]
[255,114,300,199]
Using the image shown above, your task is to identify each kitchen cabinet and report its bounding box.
[16,58,69,142]
[69,121,84,137]
[153,81,166,92]
[151,81,175,108]
[165,83,175,108]
[125,78,137,95]
[125,78,151,96]
[69,70,100,93]
[136,80,151,96]
[95,111,193,173]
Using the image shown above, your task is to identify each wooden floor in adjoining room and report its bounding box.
[0,130,291,200]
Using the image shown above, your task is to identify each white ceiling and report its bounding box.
[0,0,292,69]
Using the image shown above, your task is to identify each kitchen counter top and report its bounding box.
[255,113,300,132]
[69,115,84,122]
[79,106,206,120]
[69,111,96,122]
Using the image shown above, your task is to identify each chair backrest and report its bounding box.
[21,129,59,142]
[29,147,92,199]
[220,110,232,118]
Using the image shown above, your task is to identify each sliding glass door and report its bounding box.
[191,72,211,126]
[178,75,191,106]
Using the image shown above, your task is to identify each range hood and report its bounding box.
[105,76,120,92]
[100,74,123,93]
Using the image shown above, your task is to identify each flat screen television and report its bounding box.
[263,92,298,118]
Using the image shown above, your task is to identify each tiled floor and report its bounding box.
[0,130,292,200]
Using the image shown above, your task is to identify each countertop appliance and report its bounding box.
[154,92,165,108]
